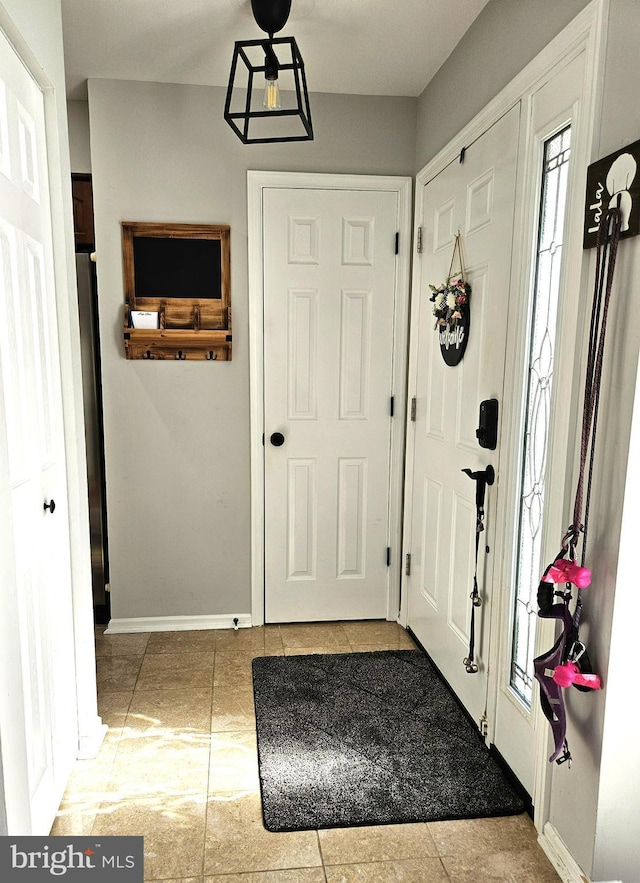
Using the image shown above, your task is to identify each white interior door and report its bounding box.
[0,29,78,833]
[405,105,520,731]
[263,186,400,623]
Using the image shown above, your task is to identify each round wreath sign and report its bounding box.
[429,234,471,367]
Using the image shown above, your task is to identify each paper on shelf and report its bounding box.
[131,310,159,329]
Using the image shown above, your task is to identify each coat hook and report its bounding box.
[206,350,217,360]
[176,350,186,360]
[143,349,154,360]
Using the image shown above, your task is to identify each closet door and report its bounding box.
[262,186,400,622]
[0,27,78,833]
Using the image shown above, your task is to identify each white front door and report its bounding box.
[262,185,401,622]
[405,105,520,731]
[0,29,78,833]
[405,48,592,801]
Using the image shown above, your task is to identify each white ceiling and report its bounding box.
[61,0,491,101]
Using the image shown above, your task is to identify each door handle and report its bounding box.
[461,466,494,512]
[43,499,56,514]
[270,432,285,447]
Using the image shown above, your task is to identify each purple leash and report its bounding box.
[533,205,621,766]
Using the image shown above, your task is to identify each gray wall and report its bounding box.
[67,99,92,173]
[553,6,640,881]
[416,0,590,168]
[586,4,640,880]
[416,1,640,880]
[87,79,416,621]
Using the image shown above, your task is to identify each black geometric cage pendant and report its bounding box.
[224,0,313,144]
[224,36,313,144]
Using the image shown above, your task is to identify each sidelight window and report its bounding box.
[510,125,572,706]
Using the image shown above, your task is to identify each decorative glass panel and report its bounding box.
[510,126,571,705]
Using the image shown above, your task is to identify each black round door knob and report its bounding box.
[44,499,56,514]
[270,432,285,447]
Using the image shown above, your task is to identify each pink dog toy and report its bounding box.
[543,558,591,589]
[552,662,601,690]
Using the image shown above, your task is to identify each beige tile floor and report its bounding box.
[52,620,560,882]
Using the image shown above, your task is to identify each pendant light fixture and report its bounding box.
[224,0,313,144]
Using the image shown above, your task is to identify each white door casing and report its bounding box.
[0,27,78,833]
[248,173,412,626]
[404,104,521,731]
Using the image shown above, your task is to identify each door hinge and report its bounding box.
[479,713,488,739]
[405,553,411,576]
[394,231,399,254]
[416,226,423,253]
[386,547,391,567]
[390,395,395,417]
[410,397,417,422]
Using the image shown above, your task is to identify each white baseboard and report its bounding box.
[539,822,591,883]
[104,613,252,634]
[77,719,108,760]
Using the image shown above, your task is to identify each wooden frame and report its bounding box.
[122,222,232,360]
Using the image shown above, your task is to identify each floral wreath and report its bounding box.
[429,233,471,329]
[429,274,470,328]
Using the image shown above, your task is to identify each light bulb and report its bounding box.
[262,43,281,111]
[264,76,281,111]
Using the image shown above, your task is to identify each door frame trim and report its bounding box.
[401,0,607,830]
[248,171,412,626]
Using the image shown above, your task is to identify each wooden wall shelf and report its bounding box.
[124,327,232,361]
[122,221,231,361]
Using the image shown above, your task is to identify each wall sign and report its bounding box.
[430,233,471,366]
[438,303,470,366]
[584,139,640,248]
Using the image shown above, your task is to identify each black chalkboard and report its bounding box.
[133,237,222,299]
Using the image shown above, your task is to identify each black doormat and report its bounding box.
[252,650,524,832]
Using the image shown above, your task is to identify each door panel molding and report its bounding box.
[248,171,412,626]
[287,458,317,580]
[287,289,318,420]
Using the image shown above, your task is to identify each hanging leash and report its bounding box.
[534,204,621,765]
[567,202,622,660]
[462,465,495,673]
